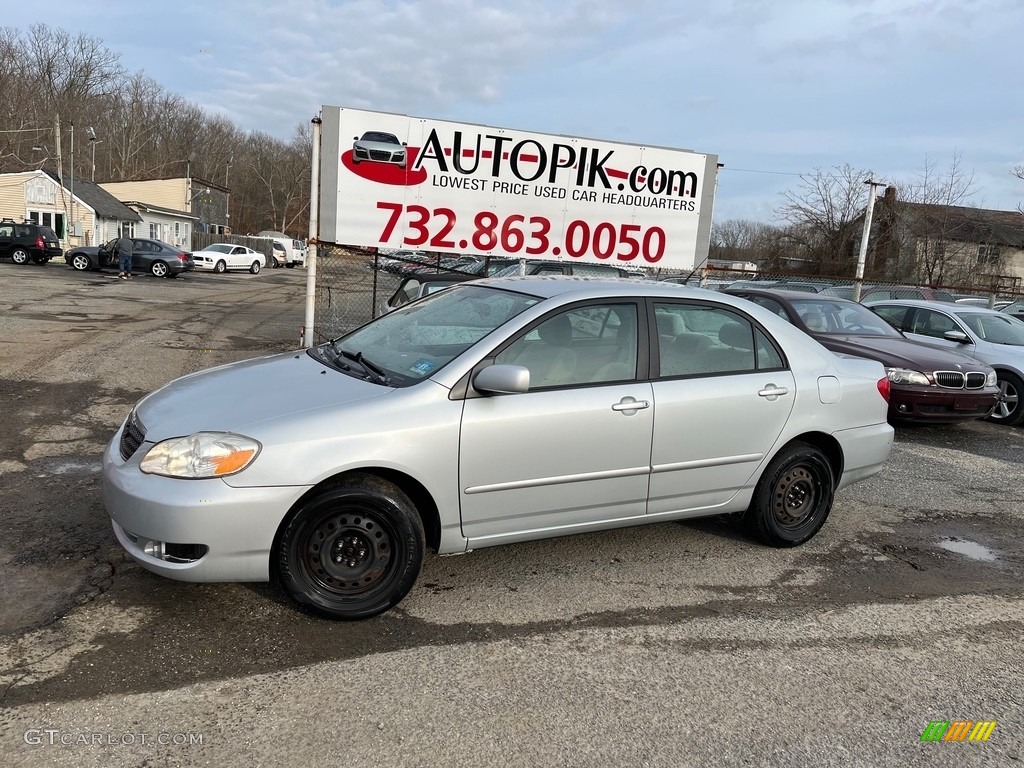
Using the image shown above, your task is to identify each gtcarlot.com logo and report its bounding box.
[24,729,203,746]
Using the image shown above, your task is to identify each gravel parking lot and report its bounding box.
[0,262,1021,767]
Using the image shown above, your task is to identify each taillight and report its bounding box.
[876,377,890,402]
[36,236,45,249]
[178,253,189,261]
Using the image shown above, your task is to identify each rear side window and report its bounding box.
[654,303,783,377]
[870,305,910,330]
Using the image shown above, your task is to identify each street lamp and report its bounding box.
[86,127,102,181]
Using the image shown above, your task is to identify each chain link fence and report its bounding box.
[309,250,1024,343]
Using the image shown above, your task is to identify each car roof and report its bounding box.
[725,287,859,305]
[863,298,1005,316]
[478,275,756,304]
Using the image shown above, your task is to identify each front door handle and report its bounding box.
[758,384,789,401]
[612,397,650,412]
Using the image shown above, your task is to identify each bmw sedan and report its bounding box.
[66,238,195,278]
[103,278,894,620]
[867,299,1024,426]
[726,288,1000,424]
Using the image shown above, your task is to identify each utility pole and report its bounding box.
[853,180,886,302]
[69,122,75,241]
[54,116,67,242]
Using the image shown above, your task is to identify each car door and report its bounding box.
[458,301,654,544]
[130,239,152,272]
[648,300,796,515]
[231,246,247,269]
[901,306,977,357]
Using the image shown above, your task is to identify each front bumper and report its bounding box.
[888,385,999,423]
[102,433,312,582]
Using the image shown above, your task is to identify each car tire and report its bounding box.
[285,263,295,269]
[70,254,91,271]
[743,442,834,548]
[213,260,227,273]
[11,247,30,265]
[276,474,425,620]
[150,261,169,278]
[249,261,261,274]
[987,371,1024,426]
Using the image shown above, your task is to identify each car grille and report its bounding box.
[369,150,394,161]
[119,411,146,461]
[934,371,987,390]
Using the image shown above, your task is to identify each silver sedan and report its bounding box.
[103,278,894,619]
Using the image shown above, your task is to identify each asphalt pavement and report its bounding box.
[0,261,1021,767]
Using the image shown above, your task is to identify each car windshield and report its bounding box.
[206,244,233,254]
[325,285,541,386]
[957,312,1024,346]
[791,298,902,337]
[361,132,399,144]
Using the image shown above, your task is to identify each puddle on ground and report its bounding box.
[936,537,997,561]
[40,460,102,475]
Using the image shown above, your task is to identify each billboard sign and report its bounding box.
[319,107,718,270]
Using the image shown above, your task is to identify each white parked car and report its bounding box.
[193,243,265,274]
[103,278,894,620]
[867,299,1024,426]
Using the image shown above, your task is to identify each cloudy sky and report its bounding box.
[9,0,1023,221]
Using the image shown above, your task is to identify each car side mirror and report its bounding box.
[473,364,530,395]
[944,330,971,343]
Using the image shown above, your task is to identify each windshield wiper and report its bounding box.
[333,345,389,385]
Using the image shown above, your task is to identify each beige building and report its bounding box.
[100,177,229,235]
[0,170,141,247]
[123,201,199,249]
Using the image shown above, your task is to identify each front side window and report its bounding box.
[910,309,960,339]
[494,304,638,389]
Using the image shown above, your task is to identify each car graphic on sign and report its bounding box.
[352,131,407,168]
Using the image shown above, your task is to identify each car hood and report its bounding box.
[818,335,990,372]
[132,351,389,441]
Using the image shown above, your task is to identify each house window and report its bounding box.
[977,244,1001,265]
[27,210,65,238]
[150,223,160,239]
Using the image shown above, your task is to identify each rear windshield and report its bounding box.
[39,227,58,239]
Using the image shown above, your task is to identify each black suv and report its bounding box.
[0,219,63,265]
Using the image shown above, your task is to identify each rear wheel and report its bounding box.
[150,260,169,277]
[743,442,834,547]
[285,262,295,269]
[249,260,261,274]
[70,253,91,271]
[987,371,1024,426]
[213,260,227,273]
[276,475,425,620]
[11,247,30,265]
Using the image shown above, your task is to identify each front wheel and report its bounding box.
[285,262,295,269]
[150,260,169,277]
[70,253,91,271]
[276,475,425,619]
[743,442,834,547]
[11,247,30,265]
[249,260,261,274]
[987,371,1024,426]
[213,260,227,273]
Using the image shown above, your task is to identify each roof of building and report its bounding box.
[123,200,200,220]
[889,200,1024,248]
[44,171,143,222]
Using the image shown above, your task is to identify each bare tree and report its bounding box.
[776,164,876,275]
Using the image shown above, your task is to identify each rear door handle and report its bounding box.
[758,384,789,401]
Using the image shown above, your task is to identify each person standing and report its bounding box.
[116,231,134,280]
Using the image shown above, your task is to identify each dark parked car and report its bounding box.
[0,218,63,264]
[380,272,476,313]
[726,288,1000,424]
[859,285,957,303]
[65,237,195,278]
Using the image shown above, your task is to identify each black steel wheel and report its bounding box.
[744,442,834,547]
[11,247,30,265]
[987,371,1024,426]
[277,474,424,619]
[213,260,227,273]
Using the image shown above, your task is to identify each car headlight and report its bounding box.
[140,432,261,478]
[885,367,932,386]
[987,371,997,387]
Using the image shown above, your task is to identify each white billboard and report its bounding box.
[319,107,718,270]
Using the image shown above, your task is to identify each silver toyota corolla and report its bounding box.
[103,278,894,619]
